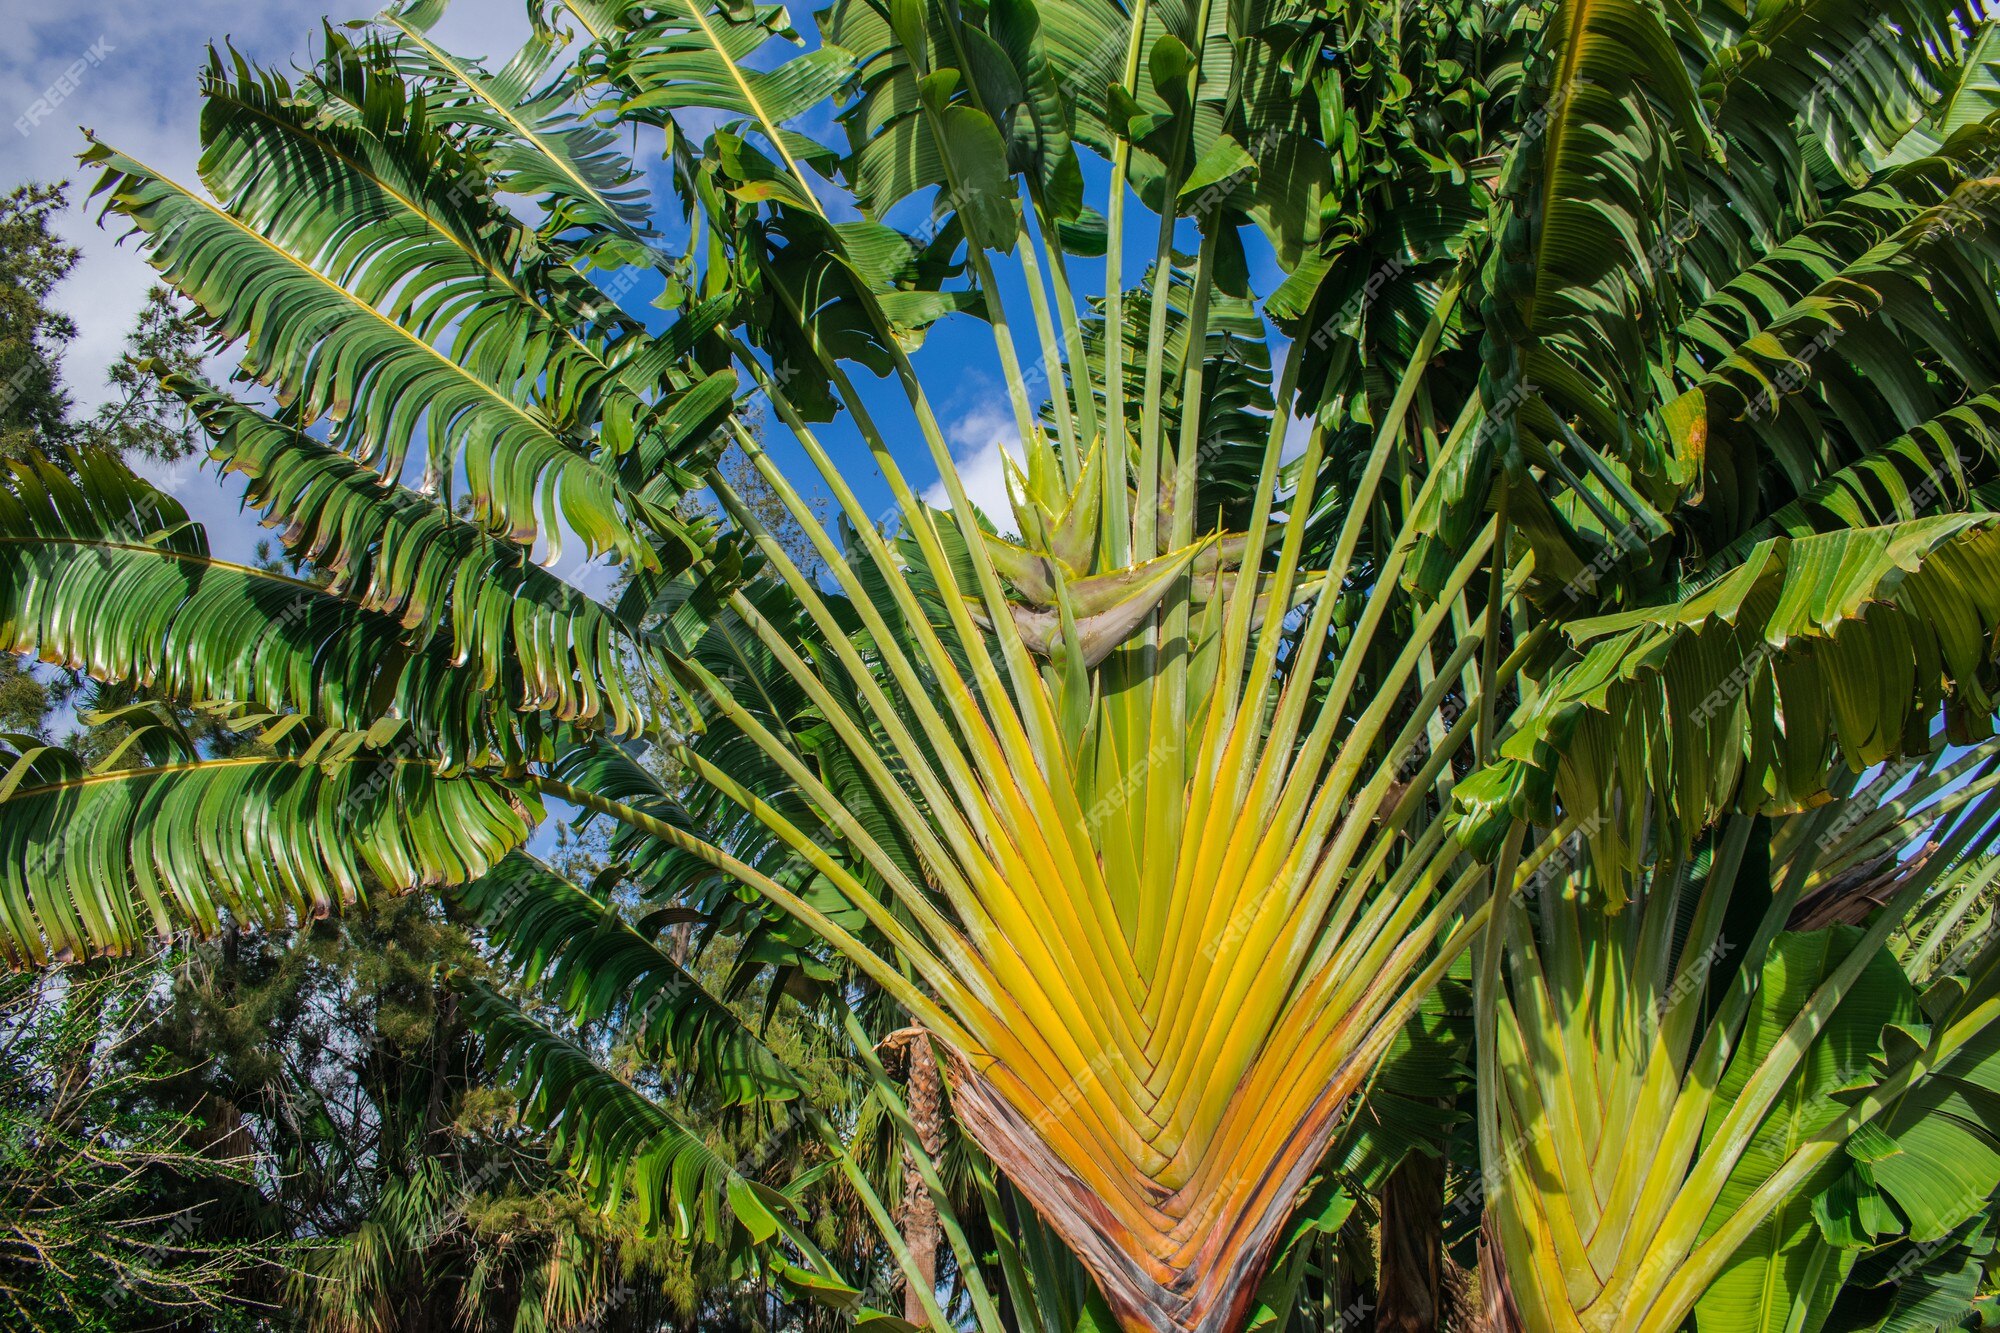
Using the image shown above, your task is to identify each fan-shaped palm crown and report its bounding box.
[14,0,2000,1328]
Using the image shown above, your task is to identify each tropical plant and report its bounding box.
[0,181,205,467]
[0,182,83,464]
[0,960,264,1333]
[1476,742,2000,1333]
[16,0,2000,1328]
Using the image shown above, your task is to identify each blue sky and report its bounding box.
[5,1,543,562]
[6,0,1309,612]
[1,0,1066,590]
[1,0,1166,859]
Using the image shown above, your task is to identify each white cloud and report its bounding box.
[8,7,294,398]
[533,515,629,602]
[5,2,532,402]
[2,0,531,567]
[923,401,1021,535]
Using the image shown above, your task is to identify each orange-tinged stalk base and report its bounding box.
[944,1047,1369,1333]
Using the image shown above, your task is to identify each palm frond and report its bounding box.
[0,735,533,966]
[454,851,804,1107]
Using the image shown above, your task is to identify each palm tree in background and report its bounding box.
[12,0,2000,1327]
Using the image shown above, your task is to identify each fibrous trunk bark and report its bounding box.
[1472,1216,1524,1333]
[900,1030,944,1325]
[1376,1150,1443,1332]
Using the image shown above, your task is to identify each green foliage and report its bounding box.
[0,184,80,464]
[0,964,263,1332]
[18,0,2000,1328]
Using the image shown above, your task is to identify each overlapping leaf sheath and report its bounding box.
[21,0,2000,1327]
[1472,743,2000,1333]
[659,461,1498,1327]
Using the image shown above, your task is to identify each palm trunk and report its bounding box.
[1471,1217,1523,1333]
[900,1031,943,1325]
[1375,1151,1443,1332]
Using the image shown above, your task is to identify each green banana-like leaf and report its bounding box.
[1820,1210,1999,1332]
[1672,140,2000,537]
[1882,19,2000,165]
[0,738,534,967]
[595,0,852,166]
[454,851,804,1105]
[81,136,650,566]
[1692,928,1918,1333]
[1416,0,1708,593]
[1470,517,2000,875]
[376,2,658,247]
[0,450,562,769]
[1717,391,2000,560]
[1817,942,2000,1251]
[1706,0,1989,184]
[202,38,722,480]
[177,381,673,738]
